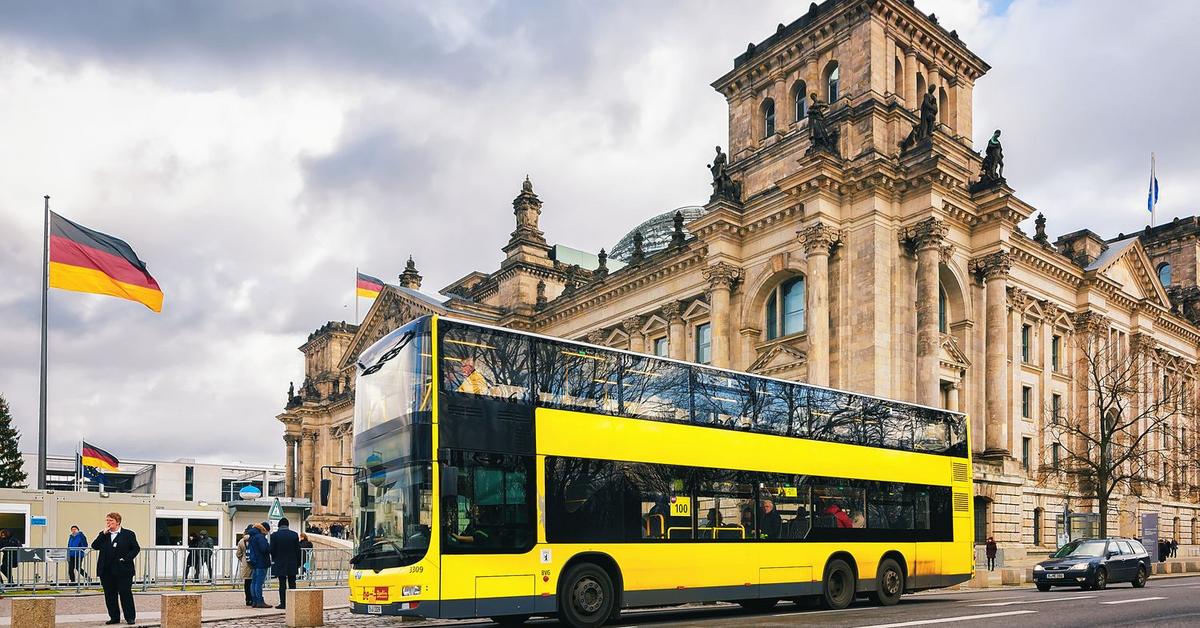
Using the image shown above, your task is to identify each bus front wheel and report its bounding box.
[868,558,904,606]
[559,562,615,628]
[821,559,856,610]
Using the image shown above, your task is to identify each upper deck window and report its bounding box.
[440,321,530,403]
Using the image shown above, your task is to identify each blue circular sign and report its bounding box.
[238,485,263,499]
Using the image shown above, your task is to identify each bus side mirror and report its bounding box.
[320,479,331,507]
[441,466,459,497]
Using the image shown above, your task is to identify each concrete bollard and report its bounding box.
[1000,568,1023,585]
[11,597,56,628]
[1169,561,1184,574]
[1153,563,1167,575]
[161,593,202,628]
[1024,567,1035,583]
[287,588,324,627]
[971,570,991,588]
[1186,560,1200,573]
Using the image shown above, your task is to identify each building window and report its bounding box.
[826,62,840,102]
[1051,443,1061,469]
[1022,437,1031,470]
[653,337,669,357]
[1159,263,1172,287]
[1021,324,1032,363]
[1033,507,1043,545]
[695,323,712,364]
[938,287,947,333]
[894,57,903,98]
[1051,393,1062,423]
[185,465,194,502]
[974,497,990,544]
[1021,386,1032,418]
[761,98,776,137]
[765,276,806,340]
[792,81,808,122]
[938,86,948,125]
[1051,334,1061,371]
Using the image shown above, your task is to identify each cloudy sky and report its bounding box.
[1,0,1197,466]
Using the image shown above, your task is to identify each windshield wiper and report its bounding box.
[358,331,415,375]
[350,539,423,564]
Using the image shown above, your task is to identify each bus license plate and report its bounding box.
[368,605,382,614]
[1047,573,1064,579]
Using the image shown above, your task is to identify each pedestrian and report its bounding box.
[236,529,253,606]
[193,529,215,582]
[184,532,196,580]
[299,532,314,578]
[246,522,272,608]
[67,525,89,583]
[1159,539,1168,562]
[1171,538,1179,558]
[270,517,302,609]
[0,529,18,584]
[91,511,140,625]
[985,536,998,571]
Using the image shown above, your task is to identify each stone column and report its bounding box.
[284,435,297,497]
[945,380,961,412]
[904,48,918,107]
[622,316,645,353]
[798,222,843,387]
[340,426,353,516]
[905,218,948,407]
[703,263,742,368]
[972,251,1013,457]
[300,429,317,501]
[662,301,686,361]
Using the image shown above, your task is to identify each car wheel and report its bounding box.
[558,562,615,628]
[1093,567,1107,591]
[1036,583,1052,592]
[821,559,856,610]
[868,558,904,606]
[736,598,779,613]
[1132,566,1148,588]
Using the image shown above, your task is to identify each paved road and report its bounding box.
[205,576,1200,627]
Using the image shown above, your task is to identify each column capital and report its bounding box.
[1072,310,1108,335]
[283,433,299,445]
[739,326,762,338]
[902,217,949,252]
[798,221,844,255]
[621,315,644,336]
[586,329,608,345]
[969,250,1012,280]
[660,300,684,323]
[943,379,960,391]
[1007,286,1029,310]
[703,262,743,290]
[301,429,319,442]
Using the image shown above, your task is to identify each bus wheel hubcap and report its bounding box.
[884,570,900,595]
[830,573,844,597]
[574,578,604,614]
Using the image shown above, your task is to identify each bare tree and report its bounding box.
[1043,325,1188,538]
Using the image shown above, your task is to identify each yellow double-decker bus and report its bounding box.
[341,315,973,627]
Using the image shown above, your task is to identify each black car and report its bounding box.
[1033,537,1151,591]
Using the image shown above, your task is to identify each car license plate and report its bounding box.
[1047,573,1064,579]
[368,605,382,614]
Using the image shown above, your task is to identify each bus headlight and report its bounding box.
[402,585,421,597]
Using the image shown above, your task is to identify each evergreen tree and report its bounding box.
[0,394,28,488]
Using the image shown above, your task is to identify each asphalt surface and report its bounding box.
[265,575,1200,628]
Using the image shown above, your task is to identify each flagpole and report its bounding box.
[38,195,49,490]
[355,266,359,325]
[1150,152,1157,227]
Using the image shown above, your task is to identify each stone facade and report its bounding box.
[278,0,1200,553]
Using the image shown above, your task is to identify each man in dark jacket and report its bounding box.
[67,525,89,583]
[246,523,273,609]
[270,517,302,609]
[91,512,140,625]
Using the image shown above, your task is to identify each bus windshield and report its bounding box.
[352,318,433,570]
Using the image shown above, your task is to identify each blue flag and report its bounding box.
[1148,154,1159,214]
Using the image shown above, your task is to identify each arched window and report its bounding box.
[1159,263,1172,287]
[1033,507,1044,546]
[792,81,808,122]
[761,98,776,137]
[894,57,903,98]
[938,286,948,333]
[938,86,948,125]
[765,276,806,339]
[915,72,926,103]
[826,62,840,102]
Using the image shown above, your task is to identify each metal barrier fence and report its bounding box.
[0,546,351,592]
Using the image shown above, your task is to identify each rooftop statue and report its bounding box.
[708,145,742,203]
[900,85,938,152]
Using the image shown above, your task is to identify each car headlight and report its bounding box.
[402,585,421,596]
[1069,563,1089,571]
[1033,564,1044,571]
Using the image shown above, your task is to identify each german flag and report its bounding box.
[49,212,163,312]
[81,441,119,472]
[357,271,385,299]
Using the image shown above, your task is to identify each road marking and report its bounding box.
[772,606,878,617]
[852,609,1037,628]
[971,595,1094,607]
[1100,596,1167,605]
[1154,582,1199,587]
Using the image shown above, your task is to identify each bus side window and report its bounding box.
[619,355,690,423]
[441,323,531,403]
[535,340,621,416]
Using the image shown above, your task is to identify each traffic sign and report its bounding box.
[267,497,284,521]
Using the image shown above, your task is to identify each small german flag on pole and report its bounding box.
[356,271,385,299]
[48,212,163,312]
[81,441,120,472]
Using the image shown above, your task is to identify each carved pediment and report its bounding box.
[339,287,438,369]
[940,333,971,370]
[749,342,808,377]
[1085,238,1170,310]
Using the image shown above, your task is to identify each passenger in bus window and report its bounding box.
[456,357,489,395]
[823,503,855,528]
[758,499,782,538]
[850,508,866,529]
[701,508,723,529]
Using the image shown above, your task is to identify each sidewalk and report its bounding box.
[959,556,1200,590]
[0,587,349,627]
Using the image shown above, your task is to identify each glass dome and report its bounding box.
[609,205,707,263]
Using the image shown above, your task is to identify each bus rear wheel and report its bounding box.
[868,558,904,606]
[558,562,615,628]
[821,559,856,610]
